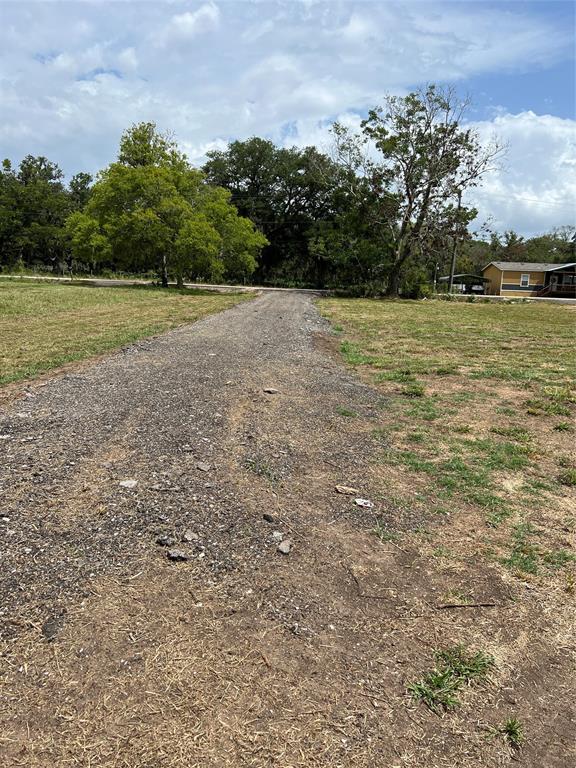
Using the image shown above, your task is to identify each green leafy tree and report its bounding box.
[65,212,111,272]
[175,215,223,284]
[69,172,93,209]
[0,155,72,271]
[0,160,23,269]
[68,123,266,286]
[524,226,575,263]
[204,138,340,287]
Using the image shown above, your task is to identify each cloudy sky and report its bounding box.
[1,0,574,236]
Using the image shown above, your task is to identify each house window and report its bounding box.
[520,274,530,287]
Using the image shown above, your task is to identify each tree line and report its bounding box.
[1,85,573,295]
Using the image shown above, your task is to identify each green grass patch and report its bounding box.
[320,297,574,573]
[558,469,576,486]
[340,340,377,366]
[492,718,525,749]
[375,369,416,383]
[553,421,574,432]
[525,398,571,417]
[406,397,441,421]
[502,523,540,574]
[408,645,494,713]
[320,297,576,388]
[463,438,531,471]
[402,381,425,397]
[373,518,400,542]
[502,523,575,575]
[489,425,531,442]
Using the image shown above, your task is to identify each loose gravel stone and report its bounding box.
[167,549,190,562]
[277,539,292,555]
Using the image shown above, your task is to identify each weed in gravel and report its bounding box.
[408,645,494,713]
[373,518,400,542]
[244,458,279,482]
[372,427,389,444]
[336,405,357,418]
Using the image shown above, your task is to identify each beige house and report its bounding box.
[482,261,576,298]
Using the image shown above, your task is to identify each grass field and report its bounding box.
[0,279,250,387]
[320,297,575,570]
[319,296,576,755]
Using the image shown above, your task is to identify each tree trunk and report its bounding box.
[385,265,402,297]
[161,254,168,287]
[176,271,184,289]
[385,238,410,296]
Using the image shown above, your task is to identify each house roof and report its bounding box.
[438,274,489,282]
[483,261,576,273]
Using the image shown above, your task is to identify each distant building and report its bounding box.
[437,274,489,294]
[482,262,576,298]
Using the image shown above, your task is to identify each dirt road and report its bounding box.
[0,292,572,767]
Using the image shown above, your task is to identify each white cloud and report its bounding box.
[0,1,573,235]
[156,3,221,45]
[466,111,576,236]
[118,47,138,72]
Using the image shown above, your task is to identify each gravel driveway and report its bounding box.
[1,291,393,766]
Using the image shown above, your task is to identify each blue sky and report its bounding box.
[0,0,574,236]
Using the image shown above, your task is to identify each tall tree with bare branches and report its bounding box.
[332,85,504,295]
